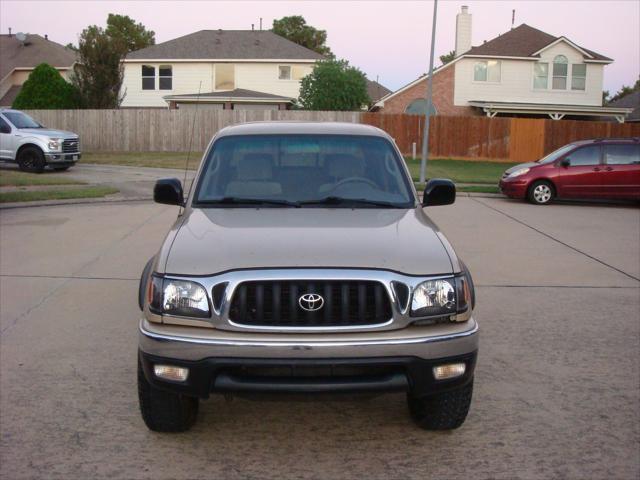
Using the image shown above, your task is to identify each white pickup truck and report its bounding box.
[0,109,81,172]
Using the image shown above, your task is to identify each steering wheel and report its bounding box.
[331,177,378,190]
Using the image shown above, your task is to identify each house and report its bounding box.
[0,31,76,107]
[121,29,324,110]
[366,79,392,106]
[374,6,632,122]
[608,90,640,122]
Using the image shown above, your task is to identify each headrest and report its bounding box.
[325,154,365,178]
[237,153,274,180]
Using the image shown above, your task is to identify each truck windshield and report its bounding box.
[193,135,415,208]
[3,111,42,129]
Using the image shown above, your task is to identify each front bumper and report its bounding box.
[45,152,81,163]
[499,178,528,198]
[139,318,478,398]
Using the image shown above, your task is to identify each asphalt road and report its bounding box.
[1,197,638,479]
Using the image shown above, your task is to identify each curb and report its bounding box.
[0,192,504,209]
[0,196,153,210]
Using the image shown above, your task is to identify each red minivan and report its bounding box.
[500,137,640,205]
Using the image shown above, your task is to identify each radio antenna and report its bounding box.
[181,81,202,214]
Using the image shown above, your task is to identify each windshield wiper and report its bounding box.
[300,196,406,208]
[197,197,301,207]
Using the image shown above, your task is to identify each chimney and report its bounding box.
[455,6,472,56]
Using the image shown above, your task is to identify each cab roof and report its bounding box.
[215,121,391,139]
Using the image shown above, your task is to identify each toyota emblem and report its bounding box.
[298,293,324,312]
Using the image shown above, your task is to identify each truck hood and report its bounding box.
[19,128,78,138]
[163,208,455,276]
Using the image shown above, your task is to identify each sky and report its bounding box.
[1,0,638,94]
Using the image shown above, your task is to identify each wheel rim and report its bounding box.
[533,184,551,203]
[22,152,36,169]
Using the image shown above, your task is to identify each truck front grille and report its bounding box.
[62,138,80,153]
[229,280,392,327]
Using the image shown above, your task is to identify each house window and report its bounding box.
[142,65,155,90]
[473,60,500,82]
[405,99,437,116]
[571,64,586,91]
[215,64,235,90]
[159,65,172,90]
[533,63,548,89]
[552,55,568,90]
[279,65,292,80]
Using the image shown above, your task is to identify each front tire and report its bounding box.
[138,356,199,432]
[18,146,46,173]
[407,379,473,430]
[527,180,555,205]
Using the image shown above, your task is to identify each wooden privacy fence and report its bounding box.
[24,109,640,161]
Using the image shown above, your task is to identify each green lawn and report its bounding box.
[80,152,517,186]
[83,152,203,170]
[0,170,85,187]
[0,186,119,203]
[405,157,518,184]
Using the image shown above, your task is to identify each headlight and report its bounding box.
[149,276,210,318]
[411,274,473,322]
[507,167,529,178]
[411,279,456,317]
[48,138,61,151]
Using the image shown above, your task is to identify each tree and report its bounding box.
[12,63,81,109]
[105,14,155,53]
[72,14,154,108]
[298,59,369,111]
[272,16,332,56]
[602,90,610,104]
[608,77,640,103]
[439,50,456,66]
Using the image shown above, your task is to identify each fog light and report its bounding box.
[154,364,189,382]
[433,363,466,380]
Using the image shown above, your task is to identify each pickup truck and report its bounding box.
[138,122,478,432]
[0,109,81,172]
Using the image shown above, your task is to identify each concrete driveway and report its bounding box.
[1,197,638,479]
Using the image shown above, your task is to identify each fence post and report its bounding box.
[412,142,416,160]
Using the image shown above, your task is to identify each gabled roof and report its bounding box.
[465,24,612,61]
[126,30,324,61]
[608,91,640,121]
[0,33,77,80]
[366,79,392,103]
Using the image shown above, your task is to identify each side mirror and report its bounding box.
[154,178,184,206]
[560,158,571,168]
[0,125,10,134]
[422,179,456,207]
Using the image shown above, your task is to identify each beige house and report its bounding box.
[0,32,76,107]
[121,30,324,110]
[374,7,631,122]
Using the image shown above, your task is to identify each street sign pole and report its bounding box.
[419,0,439,184]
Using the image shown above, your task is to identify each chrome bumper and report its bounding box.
[139,317,479,361]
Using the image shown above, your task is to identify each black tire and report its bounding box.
[527,180,555,205]
[52,165,71,171]
[407,379,473,430]
[18,146,46,173]
[138,356,199,432]
[138,257,154,311]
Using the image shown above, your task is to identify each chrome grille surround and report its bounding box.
[158,269,458,333]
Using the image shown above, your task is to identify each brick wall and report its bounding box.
[379,64,477,116]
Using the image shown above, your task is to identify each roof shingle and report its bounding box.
[0,33,76,80]
[126,30,324,60]
[465,24,611,61]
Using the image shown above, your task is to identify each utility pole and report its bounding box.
[419,0,438,184]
